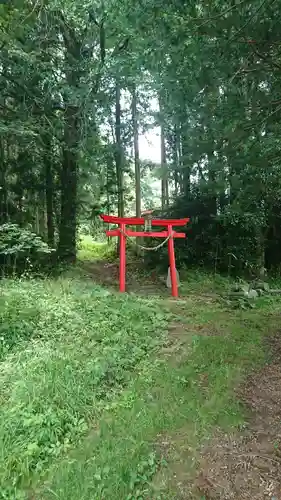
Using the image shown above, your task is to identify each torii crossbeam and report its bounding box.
[100,214,189,298]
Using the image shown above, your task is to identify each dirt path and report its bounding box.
[79,260,218,301]
[80,259,281,499]
[152,310,281,500]
[79,259,171,296]
[195,334,281,500]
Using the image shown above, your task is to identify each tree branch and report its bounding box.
[192,0,250,29]
[228,0,278,43]
[100,18,105,65]
[249,42,281,70]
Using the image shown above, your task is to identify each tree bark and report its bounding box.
[132,85,141,217]
[172,126,179,196]
[115,82,124,218]
[160,121,169,209]
[58,105,79,261]
[0,139,8,224]
[132,85,143,255]
[44,136,55,247]
[181,130,191,198]
[208,149,217,216]
[159,94,169,210]
[57,32,81,262]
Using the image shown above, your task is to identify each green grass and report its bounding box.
[0,272,279,499]
[179,268,232,295]
[77,235,116,261]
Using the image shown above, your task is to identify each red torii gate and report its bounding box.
[100,214,189,298]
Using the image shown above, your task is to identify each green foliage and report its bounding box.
[135,0,281,274]
[2,0,281,272]
[0,224,53,274]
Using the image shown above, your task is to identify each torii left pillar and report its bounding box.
[119,223,126,292]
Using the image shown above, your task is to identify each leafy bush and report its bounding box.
[144,193,263,276]
[0,223,53,275]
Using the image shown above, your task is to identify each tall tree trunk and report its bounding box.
[172,126,179,196]
[35,194,46,238]
[58,33,81,262]
[115,82,124,218]
[256,227,266,274]
[16,151,25,227]
[159,95,169,210]
[132,85,141,217]
[208,148,217,216]
[44,136,55,247]
[132,85,143,255]
[181,130,191,198]
[0,139,8,224]
[160,122,169,209]
[177,136,184,194]
[58,105,79,261]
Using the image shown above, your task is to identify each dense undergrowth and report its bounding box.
[0,278,168,498]
[0,239,280,499]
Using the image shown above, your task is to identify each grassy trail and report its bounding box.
[0,240,279,499]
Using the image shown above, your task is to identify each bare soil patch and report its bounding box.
[80,260,171,295]
[80,260,220,303]
[195,334,281,500]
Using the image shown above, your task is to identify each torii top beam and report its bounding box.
[100,214,190,227]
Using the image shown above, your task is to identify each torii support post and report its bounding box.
[167,224,178,297]
[100,214,190,298]
[119,223,126,293]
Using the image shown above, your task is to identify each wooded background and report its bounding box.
[0,0,280,275]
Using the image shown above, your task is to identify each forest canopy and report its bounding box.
[0,0,280,274]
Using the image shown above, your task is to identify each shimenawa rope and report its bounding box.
[119,228,171,251]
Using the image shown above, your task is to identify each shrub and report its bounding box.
[0,223,54,275]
